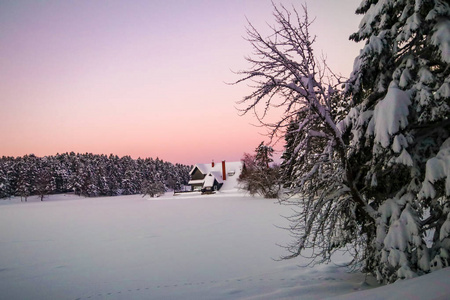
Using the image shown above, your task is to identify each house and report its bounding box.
[188,160,243,192]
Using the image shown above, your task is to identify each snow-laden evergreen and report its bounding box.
[343,0,450,283]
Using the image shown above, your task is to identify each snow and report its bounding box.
[439,213,450,245]
[373,81,411,148]
[419,137,450,198]
[404,13,421,36]
[399,68,412,88]
[431,19,450,63]
[419,88,432,106]
[358,0,389,37]
[0,192,448,299]
[435,80,450,99]
[327,267,450,300]
[378,198,424,275]
[392,134,408,153]
[418,67,434,85]
[391,148,414,166]
[363,34,384,55]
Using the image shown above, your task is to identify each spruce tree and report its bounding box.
[343,0,450,282]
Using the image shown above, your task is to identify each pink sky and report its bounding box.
[0,0,362,165]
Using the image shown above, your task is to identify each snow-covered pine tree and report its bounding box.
[255,141,274,168]
[15,156,35,202]
[343,0,450,282]
[34,157,56,201]
[0,157,14,199]
[52,153,71,193]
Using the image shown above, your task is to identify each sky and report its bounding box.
[0,0,363,165]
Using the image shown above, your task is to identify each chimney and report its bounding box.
[212,160,215,168]
[222,160,226,181]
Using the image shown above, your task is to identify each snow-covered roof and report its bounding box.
[189,163,211,176]
[187,179,204,185]
[203,173,217,188]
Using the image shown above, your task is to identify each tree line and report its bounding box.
[0,152,191,200]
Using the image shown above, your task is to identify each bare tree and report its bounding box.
[234,3,378,273]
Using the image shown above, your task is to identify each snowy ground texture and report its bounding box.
[0,191,448,300]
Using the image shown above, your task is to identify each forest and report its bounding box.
[0,152,191,200]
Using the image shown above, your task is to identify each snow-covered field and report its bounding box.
[0,191,448,300]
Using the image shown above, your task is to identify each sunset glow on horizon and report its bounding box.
[1,0,363,165]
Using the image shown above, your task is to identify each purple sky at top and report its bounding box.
[0,0,363,165]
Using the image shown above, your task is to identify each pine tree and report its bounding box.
[15,157,34,202]
[34,157,56,201]
[342,0,450,282]
[0,157,14,199]
[53,153,72,193]
[255,142,274,168]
